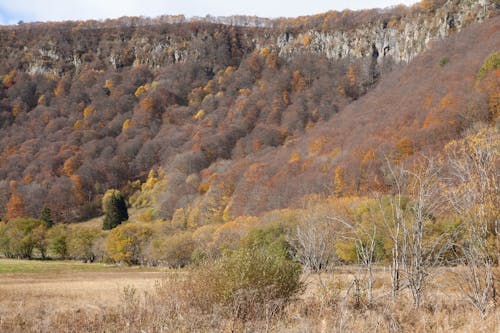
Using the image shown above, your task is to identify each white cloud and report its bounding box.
[0,0,420,24]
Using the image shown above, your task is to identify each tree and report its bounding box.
[6,193,25,220]
[105,223,153,265]
[68,226,103,262]
[291,205,337,272]
[0,218,45,259]
[445,126,499,318]
[39,207,54,228]
[48,224,69,258]
[383,156,449,307]
[102,189,129,230]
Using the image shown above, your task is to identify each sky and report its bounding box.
[0,0,420,25]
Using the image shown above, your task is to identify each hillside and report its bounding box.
[0,0,497,223]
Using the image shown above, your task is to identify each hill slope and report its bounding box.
[0,0,497,223]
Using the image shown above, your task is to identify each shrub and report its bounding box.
[192,238,303,319]
[148,231,194,267]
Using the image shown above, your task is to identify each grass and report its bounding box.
[0,260,498,332]
[0,258,160,274]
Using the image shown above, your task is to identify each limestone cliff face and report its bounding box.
[267,0,492,63]
[0,0,494,76]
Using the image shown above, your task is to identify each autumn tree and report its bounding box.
[5,193,25,220]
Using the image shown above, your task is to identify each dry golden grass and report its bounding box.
[0,260,498,332]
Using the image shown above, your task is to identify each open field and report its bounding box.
[0,259,167,328]
[0,259,498,332]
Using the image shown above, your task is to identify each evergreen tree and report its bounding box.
[39,207,54,227]
[102,190,128,230]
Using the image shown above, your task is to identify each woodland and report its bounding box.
[0,0,498,331]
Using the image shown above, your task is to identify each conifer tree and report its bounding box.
[39,207,54,228]
[102,190,128,230]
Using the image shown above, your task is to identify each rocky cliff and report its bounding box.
[0,0,494,76]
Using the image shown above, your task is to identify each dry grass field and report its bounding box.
[0,259,498,332]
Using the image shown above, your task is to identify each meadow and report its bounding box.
[0,259,498,332]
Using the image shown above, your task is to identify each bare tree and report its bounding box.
[291,206,337,272]
[379,161,407,301]
[446,126,499,318]
[329,209,378,305]
[383,156,449,308]
[401,157,447,308]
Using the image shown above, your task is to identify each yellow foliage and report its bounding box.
[423,94,433,109]
[37,95,46,106]
[437,93,454,110]
[333,166,345,197]
[138,208,155,223]
[193,109,205,120]
[362,150,376,165]
[2,70,17,88]
[141,169,159,192]
[23,174,33,184]
[53,79,66,97]
[337,86,346,96]
[329,147,342,160]
[63,156,79,176]
[134,83,150,97]
[104,79,114,90]
[282,91,290,105]
[259,47,270,57]
[308,137,327,155]
[73,120,83,130]
[105,223,153,264]
[239,88,252,97]
[347,65,356,86]
[289,151,301,163]
[172,207,190,229]
[71,175,85,203]
[140,94,155,111]
[489,90,499,119]
[203,80,214,94]
[12,102,23,117]
[122,119,131,133]
[396,137,414,158]
[292,71,306,92]
[83,105,96,120]
[301,34,313,47]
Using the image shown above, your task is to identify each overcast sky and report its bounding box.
[0,0,420,25]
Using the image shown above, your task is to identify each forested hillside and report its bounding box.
[0,0,496,224]
[0,1,499,330]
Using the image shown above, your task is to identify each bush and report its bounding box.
[192,238,303,319]
[148,231,194,267]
